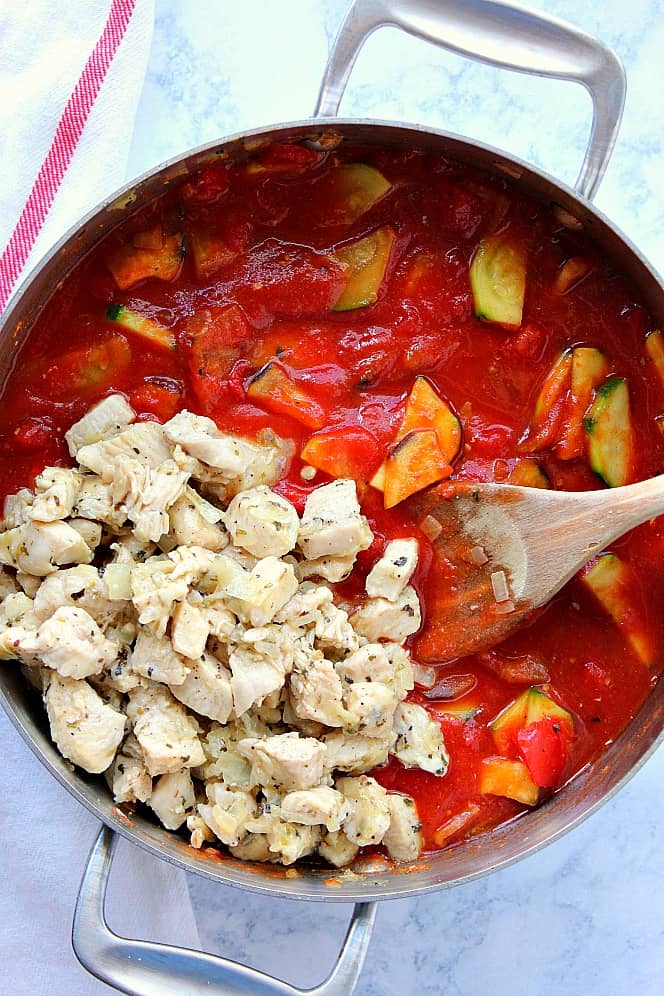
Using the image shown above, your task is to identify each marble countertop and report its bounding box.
[3,1,662,993]
[130,0,664,996]
[127,2,663,993]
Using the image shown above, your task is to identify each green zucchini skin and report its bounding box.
[583,377,633,487]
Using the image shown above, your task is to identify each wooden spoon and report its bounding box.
[410,477,664,662]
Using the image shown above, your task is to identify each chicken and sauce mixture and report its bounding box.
[0,140,661,867]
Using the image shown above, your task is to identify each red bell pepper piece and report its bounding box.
[516,716,571,788]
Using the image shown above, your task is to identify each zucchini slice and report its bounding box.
[645,329,664,389]
[107,231,183,290]
[470,236,527,328]
[190,229,238,280]
[554,256,592,294]
[507,459,550,489]
[584,377,633,487]
[326,163,392,224]
[399,376,462,462]
[490,687,572,755]
[246,362,326,429]
[580,554,653,666]
[106,304,175,351]
[332,227,395,311]
[557,347,609,460]
[383,429,451,509]
[479,757,539,806]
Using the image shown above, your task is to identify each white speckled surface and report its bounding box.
[123,2,664,993]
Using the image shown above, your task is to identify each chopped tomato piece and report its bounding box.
[237,241,346,318]
[301,426,382,481]
[181,163,230,203]
[0,416,55,454]
[40,335,132,398]
[247,142,324,174]
[516,716,570,788]
[107,231,183,290]
[129,378,184,421]
[188,305,251,412]
[521,349,572,452]
[246,362,326,429]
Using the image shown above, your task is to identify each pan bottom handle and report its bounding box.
[72,826,377,996]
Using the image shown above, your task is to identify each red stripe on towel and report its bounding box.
[0,0,137,311]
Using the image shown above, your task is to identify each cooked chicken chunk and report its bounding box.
[351,585,422,644]
[336,775,391,846]
[318,829,359,868]
[296,554,355,583]
[224,556,298,627]
[365,539,419,602]
[391,702,449,776]
[111,455,189,543]
[149,769,195,830]
[77,421,172,477]
[323,731,391,774]
[110,752,152,804]
[0,520,92,575]
[243,810,321,865]
[169,490,226,551]
[29,467,81,523]
[64,394,136,457]
[0,567,19,600]
[335,643,395,686]
[164,411,288,494]
[229,645,286,718]
[45,674,125,773]
[198,784,257,847]
[237,732,326,791]
[382,794,422,862]
[314,600,359,655]
[126,682,205,775]
[171,599,210,660]
[298,480,372,561]
[3,488,34,528]
[130,628,189,685]
[170,651,233,724]
[224,486,299,558]
[344,681,398,738]
[17,606,117,679]
[187,812,216,849]
[74,476,126,529]
[280,786,347,831]
[290,655,349,727]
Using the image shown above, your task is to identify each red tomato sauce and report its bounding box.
[1,141,660,855]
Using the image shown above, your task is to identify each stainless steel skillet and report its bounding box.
[0,1,662,993]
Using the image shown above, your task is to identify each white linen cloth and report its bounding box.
[0,2,202,991]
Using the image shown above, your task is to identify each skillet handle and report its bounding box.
[72,826,377,996]
[314,0,626,200]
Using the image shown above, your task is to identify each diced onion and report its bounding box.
[300,465,317,482]
[185,485,224,524]
[412,663,437,688]
[433,805,480,847]
[419,514,442,540]
[469,545,488,565]
[104,563,132,601]
[490,569,510,603]
[494,598,515,615]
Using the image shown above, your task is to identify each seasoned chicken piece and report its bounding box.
[171,599,210,660]
[237,732,326,791]
[170,651,233,724]
[64,394,136,457]
[365,538,419,602]
[318,829,359,868]
[274,582,333,627]
[351,585,422,644]
[164,411,288,495]
[45,674,125,773]
[280,786,347,831]
[77,421,172,478]
[111,455,189,543]
[0,520,92,575]
[29,467,81,523]
[229,832,274,862]
[32,565,120,624]
[68,518,103,552]
[131,546,216,635]
[224,556,298,627]
[243,810,321,865]
[0,567,19,599]
[0,591,35,626]
[3,488,34,528]
[296,554,355,583]
[343,681,398,738]
[337,775,391,846]
[224,486,299,558]
[382,794,422,862]
[196,723,252,786]
[0,623,36,661]
[314,601,359,655]
[18,606,118,679]
[130,629,189,685]
[290,655,349,727]
[16,572,41,598]
[198,784,257,847]
[96,652,142,693]
[149,769,196,830]
[323,731,391,774]
[74,476,126,530]
[187,812,216,849]
[336,643,394,686]
[238,623,300,673]
[169,490,226,551]
[384,643,415,698]
[281,695,325,739]
[126,682,205,775]
[110,752,152,804]
[297,480,372,561]
[391,702,449,776]
[229,645,286,718]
